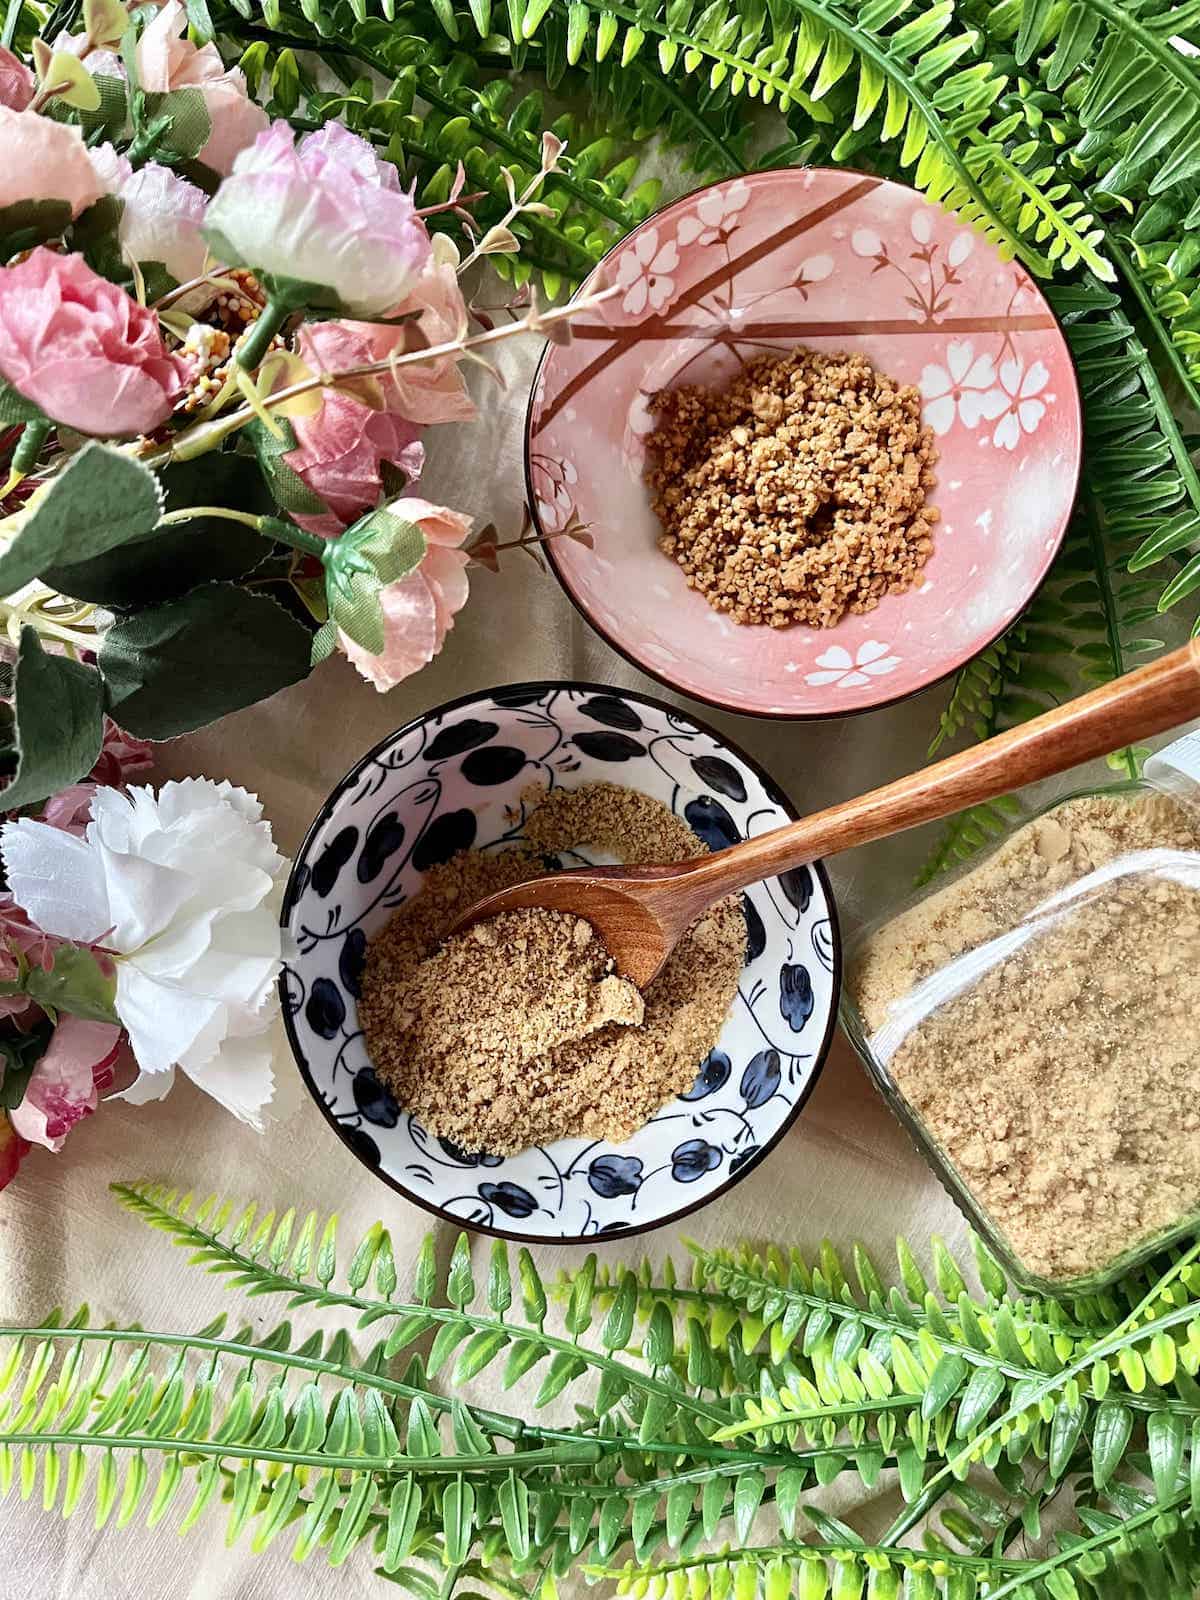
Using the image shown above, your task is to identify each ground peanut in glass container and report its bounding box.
[842,737,1200,1294]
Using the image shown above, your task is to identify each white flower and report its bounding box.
[948,232,974,267]
[805,640,901,688]
[1,780,289,1130]
[616,227,679,318]
[676,178,751,247]
[910,208,935,244]
[919,341,1001,435]
[118,161,210,284]
[796,254,834,296]
[991,358,1050,450]
[851,227,884,258]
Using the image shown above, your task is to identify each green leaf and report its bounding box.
[0,444,163,593]
[22,945,117,1026]
[0,200,73,262]
[142,87,212,160]
[1147,1410,1185,1501]
[99,583,312,739]
[921,1354,967,1421]
[241,419,328,518]
[1090,1401,1132,1490]
[733,1469,765,1541]
[0,1018,54,1111]
[442,1474,475,1563]
[382,1476,422,1571]
[45,455,274,607]
[0,629,105,810]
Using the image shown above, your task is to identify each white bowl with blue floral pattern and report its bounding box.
[280,681,841,1242]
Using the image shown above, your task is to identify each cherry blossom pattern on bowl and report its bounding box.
[280,682,840,1243]
[527,168,1083,719]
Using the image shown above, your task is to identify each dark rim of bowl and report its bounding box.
[279,677,843,1245]
[526,165,1083,724]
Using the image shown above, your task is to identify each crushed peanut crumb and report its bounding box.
[359,782,746,1156]
[850,791,1200,1283]
[646,347,938,628]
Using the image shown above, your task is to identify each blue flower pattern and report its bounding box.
[281,686,837,1239]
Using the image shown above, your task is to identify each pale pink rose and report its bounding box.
[0,45,34,110]
[203,121,430,315]
[9,1015,123,1150]
[338,497,472,691]
[0,106,109,217]
[118,161,209,281]
[136,0,267,174]
[0,248,191,436]
[285,315,427,534]
[383,237,475,425]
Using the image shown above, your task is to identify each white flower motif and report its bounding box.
[531,453,578,532]
[919,341,1001,435]
[851,227,884,258]
[805,639,902,688]
[948,232,974,267]
[1,780,289,1129]
[910,208,935,244]
[616,227,679,318]
[675,178,751,247]
[797,254,834,292]
[990,358,1050,450]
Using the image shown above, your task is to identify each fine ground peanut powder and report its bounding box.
[646,347,938,628]
[850,791,1200,1283]
[359,782,746,1155]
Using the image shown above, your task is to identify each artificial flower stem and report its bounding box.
[11,418,50,477]
[156,504,326,558]
[235,299,289,371]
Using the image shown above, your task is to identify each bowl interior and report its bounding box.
[281,684,839,1241]
[530,168,1082,717]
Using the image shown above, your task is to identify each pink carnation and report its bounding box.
[0,248,191,436]
[118,161,209,283]
[0,45,34,110]
[337,497,472,691]
[8,1015,123,1151]
[0,106,109,217]
[137,1,267,174]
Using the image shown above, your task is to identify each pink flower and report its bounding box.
[0,248,191,436]
[8,1015,122,1151]
[203,122,430,315]
[285,317,426,534]
[0,106,109,217]
[0,1113,28,1191]
[136,1,267,174]
[0,897,55,1024]
[337,497,472,691]
[0,45,34,110]
[382,235,475,425]
[117,161,209,283]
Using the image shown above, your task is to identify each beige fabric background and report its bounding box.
[0,313,1144,1598]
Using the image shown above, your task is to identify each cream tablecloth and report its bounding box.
[0,315,1146,1599]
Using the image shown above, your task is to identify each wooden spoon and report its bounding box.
[451,640,1200,987]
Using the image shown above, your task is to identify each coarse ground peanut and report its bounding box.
[359,782,745,1156]
[646,347,938,628]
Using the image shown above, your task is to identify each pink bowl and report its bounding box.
[527,168,1082,719]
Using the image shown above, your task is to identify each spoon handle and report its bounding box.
[682,637,1200,905]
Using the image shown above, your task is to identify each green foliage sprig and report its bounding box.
[3,1180,1200,1598]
